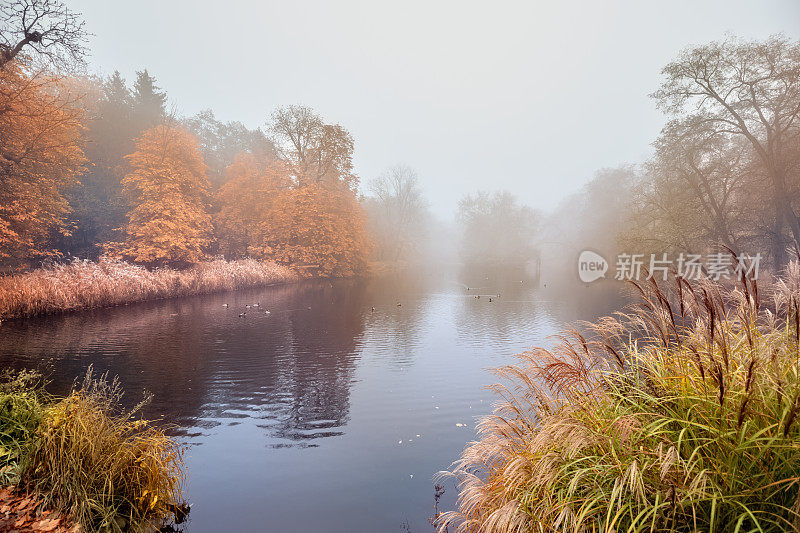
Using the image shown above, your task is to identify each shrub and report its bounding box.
[441,263,800,532]
[0,371,46,485]
[22,370,187,532]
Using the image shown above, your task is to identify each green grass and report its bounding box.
[0,368,187,532]
[441,263,800,533]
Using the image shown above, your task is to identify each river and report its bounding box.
[0,265,625,532]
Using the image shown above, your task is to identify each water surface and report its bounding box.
[0,266,623,532]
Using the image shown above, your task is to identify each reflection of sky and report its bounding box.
[0,267,626,532]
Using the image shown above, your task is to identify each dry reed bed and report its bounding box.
[440,263,800,533]
[0,257,298,320]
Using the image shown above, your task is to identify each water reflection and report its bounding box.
[0,267,627,532]
[0,280,371,446]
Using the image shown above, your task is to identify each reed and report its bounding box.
[440,263,800,532]
[0,256,298,319]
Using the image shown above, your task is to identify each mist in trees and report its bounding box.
[456,191,539,267]
[363,165,431,264]
[1,0,798,287]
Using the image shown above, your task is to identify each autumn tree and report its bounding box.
[653,34,800,262]
[214,151,289,258]
[0,0,86,69]
[270,105,357,189]
[184,109,276,187]
[0,61,87,268]
[364,164,430,262]
[252,105,371,275]
[264,184,370,276]
[109,125,213,268]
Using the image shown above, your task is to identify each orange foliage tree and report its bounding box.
[109,125,213,268]
[261,184,370,277]
[0,61,87,268]
[213,151,289,258]
[213,106,371,276]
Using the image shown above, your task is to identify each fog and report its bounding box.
[70,0,800,217]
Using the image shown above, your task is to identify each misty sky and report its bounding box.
[71,0,799,216]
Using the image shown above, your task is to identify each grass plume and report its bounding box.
[440,264,800,532]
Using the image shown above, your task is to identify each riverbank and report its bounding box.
[0,258,298,320]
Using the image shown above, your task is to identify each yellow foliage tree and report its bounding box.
[0,62,87,268]
[213,151,289,258]
[109,125,213,268]
[254,183,370,277]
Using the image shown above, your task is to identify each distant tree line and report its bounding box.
[545,35,800,273]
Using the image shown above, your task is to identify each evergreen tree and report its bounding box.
[132,69,167,131]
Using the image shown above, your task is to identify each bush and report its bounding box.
[23,371,186,532]
[0,371,46,485]
[441,264,800,532]
[0,369,187,532]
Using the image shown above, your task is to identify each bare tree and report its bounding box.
[366,164,429,262]
[457,190,538,265]
[269,105,356,189]
[0,0,87,69]
[653,34,800,260]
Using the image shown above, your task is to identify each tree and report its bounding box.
[623,123,753,253]
[269,105,357,189]
[0,0,87,69]
[0,61,87,268]
[365,164,430,262]
[653,35,800,262]
[131,69,166,132]
[214,151,289,258]
[457,191,538,265]
[109,125,213,268]
[264,183,370,277]
[184,109,276,187]
[59,71,138,256]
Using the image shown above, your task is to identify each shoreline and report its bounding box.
[0,258,301,321]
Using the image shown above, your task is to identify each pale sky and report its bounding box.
[71,0,800,216]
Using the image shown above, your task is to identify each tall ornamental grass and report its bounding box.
[441,262,800,533]
[0,256,297,319]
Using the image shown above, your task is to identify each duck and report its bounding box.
[253,303,260,307]
[489,297,493,302]
[238,312,246,318]
[222,303,229,308]
[371,306,375,312]
[396,303,402,307]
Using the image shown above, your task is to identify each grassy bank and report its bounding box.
[0,370,187,532]
[0,257,298,320]
[441,265,800,532]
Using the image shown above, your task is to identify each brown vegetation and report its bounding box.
[0,257,297,319]
[0,486,78,533]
